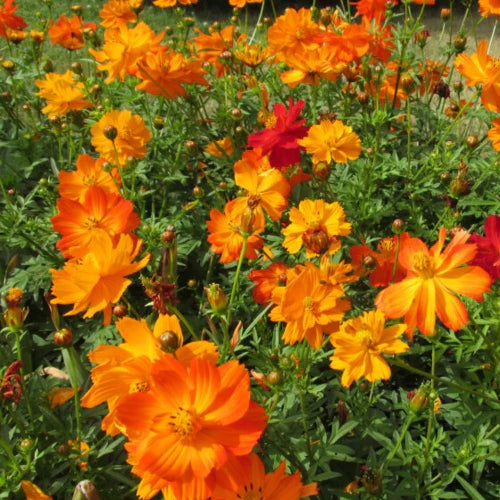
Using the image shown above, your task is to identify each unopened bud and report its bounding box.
[54,328,73,347]
[103,125,117,141]
[441,8,451,20]
[205,283,227,315]
[454,35,467,53]
[112,303,127,318]
[158,331,180,352]
[161,225,176,243]
[392,218,405,233]
[409,383,430,414]
[266,370,282,385]
[465,135,478,148]
[72,480,100,500]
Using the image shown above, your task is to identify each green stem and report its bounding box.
[380,413,415,477]
[65,347,82,442]
[389,357,499,403]
[169,304,199,340]
[227,235,248,327]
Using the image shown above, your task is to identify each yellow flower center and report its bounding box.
[119,125,133,140]
[303,296,314,310]
[241,484,263,500]
[302,227,329,254]
[169,408,197,437]
[130,381,149,393]
[412,252,434,279]
[296,28,306,40]
[83,174,96,186]
[247,194,261,210]
[355,329,374,351]
[84,216,100,229]
[377,238,395,257]
[265,114,277,129]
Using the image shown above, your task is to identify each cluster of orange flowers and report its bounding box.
[454,40,500,152]
[79,312,317,499]
[49,154,149,325]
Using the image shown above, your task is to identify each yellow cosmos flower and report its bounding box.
[329,310,409,387]
[298,119,362,165]
[282,199,351,257]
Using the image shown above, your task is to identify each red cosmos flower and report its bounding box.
[0,0,26,38]
[469,215,500,282]
[248,98,309,169]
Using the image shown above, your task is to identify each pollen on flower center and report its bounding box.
[413,252,434,278]
[83,175,96,186]
[169,407,197,437]
[303,296,314,310]
[355,329,373,350]
[242,483,263,500]
[130,381,149,393]
[265,114,277,129]
[247,194,262,210]
[84,216,100,229]
[377,238,395,256]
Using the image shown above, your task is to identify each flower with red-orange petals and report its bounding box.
[116,355,267,499]
[0,0,26,38]
[51,186,140,258]
[212,453,317,499]
[487,118,500,151]
[469,215,500,282]
[375,228,492,339]
[248,98,309,169]
[48,14,96,50]
[58,154,120,202]
[479,0,500,18]
[353,0,397,23]
[192,25,235,77]
[249,262,289,304]
[350,233,411,287]
[206,198,265,264]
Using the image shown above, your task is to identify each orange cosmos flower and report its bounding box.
[248,262,289,304]
[479,0,500,17]
[136,49,208,99]
[212,453,318,499]
[21,480,52,500]
[82,313,218,436]
[234,40,270,67]
[58,154,120,202]
[229,0,262,7]
[282,199,351,257]
[154,0,198,6]
[353,0,396,23]
[48,14,96,50]
[487,118,500,151]
[233,158,290,220]
[206,198,265,264]
[90,109,152,166]
[192,25,235,77]
[0,0,25,38]
[50,232,149,325]
[116,356,267,500]
[267,8,319,61]
[279,45,346,88]
[350,232,411,287]
[454,40,500,112]
[99,0,137,29]
[89,23,164,83]
[330,310,409,388]
[52,186,140,258]
[35,70,91,117]
[270,262,350,348]
[298,119,362,165]
[204,137,233,157]
[375,228,492,339]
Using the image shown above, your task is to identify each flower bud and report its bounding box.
[266,370,282,385]
[392,218,405,233]
[240,206,256,234]
[54,328,73,347]
[205,283,227,315]
[231,108,242,120]
[72,480,100,500]
[112,303,127,318]
[153,115,164,129]
[158,331,180,352]
[187,279,197,288]
[218,181,228,191]
[465,135,478,148]
[312,161,331,180]
[337,399,349,425]
[192,185,204,198]
[441,8,451,20]
[454,35,467,53]
[161,225,176,243]
[432,80,450,99]
[103,125,117,141]
[409,383,430,414]
[70,62,83,75]
[414,29,430,48]
[362,255,377,270]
